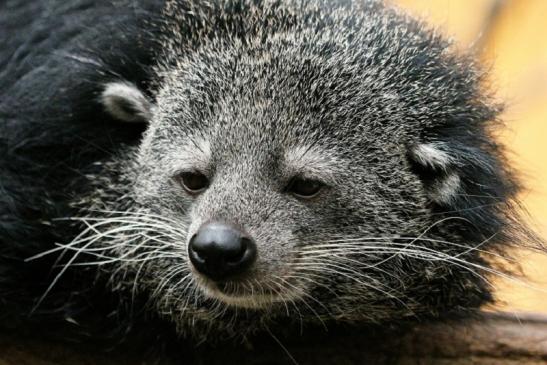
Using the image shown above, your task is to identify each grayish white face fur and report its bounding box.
[81,0,524,338]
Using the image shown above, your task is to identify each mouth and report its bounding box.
[192,272,302,309]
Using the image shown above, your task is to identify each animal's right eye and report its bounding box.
[176,171,209,195]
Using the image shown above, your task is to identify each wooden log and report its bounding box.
[1,312,546,364]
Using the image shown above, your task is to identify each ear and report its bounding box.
[100,81,153,123]
[408,143,461,205]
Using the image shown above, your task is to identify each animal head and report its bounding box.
[76,0,529,337]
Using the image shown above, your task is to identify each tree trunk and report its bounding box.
[1,311,546,365]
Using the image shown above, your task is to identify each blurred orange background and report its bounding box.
[393,0,547,313]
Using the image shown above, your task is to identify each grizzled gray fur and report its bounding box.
[0,0,538,345]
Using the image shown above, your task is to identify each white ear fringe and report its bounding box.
[411,143,461,204]
[101,81,152,123]
[411,143,453,170]
[431,173,461,204]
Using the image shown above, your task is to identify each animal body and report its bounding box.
[0,0,536,351]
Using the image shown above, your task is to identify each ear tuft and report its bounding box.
[101,81,152,123]
[409,143,453,170]
[430,172,461,205]
[408,143,461,205]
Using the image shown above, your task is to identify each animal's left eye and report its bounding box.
[286,177,324,199]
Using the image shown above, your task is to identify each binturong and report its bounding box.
[0,0,542,346]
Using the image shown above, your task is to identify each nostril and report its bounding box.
[223,236,251,263]
[188,234,204,259]
[236,237,257,266]
[188,234,206,265]
[224,246,245,263]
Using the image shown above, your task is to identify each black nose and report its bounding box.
[188,222,257,281]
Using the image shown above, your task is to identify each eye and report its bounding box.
[286,177,324,199]
[176,171,209,195]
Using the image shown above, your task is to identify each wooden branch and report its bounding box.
[1,311,546,364]
[383,312,547,365]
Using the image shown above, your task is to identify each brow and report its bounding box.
[283,145,342,185]
[172,136,212,173]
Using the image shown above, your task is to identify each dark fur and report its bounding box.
[0,0,539,352]
[0,0,163,335]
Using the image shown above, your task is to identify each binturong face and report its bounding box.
[86,1,526,339]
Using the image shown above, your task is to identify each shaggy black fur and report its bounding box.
[0,0,166,339]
